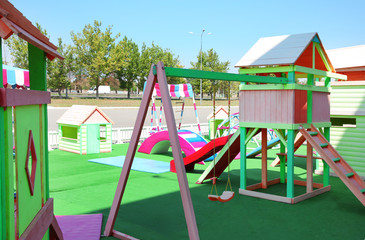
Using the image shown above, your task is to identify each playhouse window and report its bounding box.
[331,117,356,128]
[61,126,78,139]
[100,125,107,142]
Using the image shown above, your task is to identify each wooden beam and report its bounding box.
[0,88,50,107]
[239,65,295,74]
[163,67,288,84]
[19,198,62,240]
[307,143,313,193]
[294,65,347,80]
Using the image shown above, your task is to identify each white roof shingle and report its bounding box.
[235,32,318,67]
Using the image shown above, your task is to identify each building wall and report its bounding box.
[80,125,87,154]
[329,82,365,176]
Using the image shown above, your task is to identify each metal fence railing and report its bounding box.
[48,123,209,150]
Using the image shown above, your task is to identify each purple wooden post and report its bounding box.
[104,65,157,237]
[156,62,200,239]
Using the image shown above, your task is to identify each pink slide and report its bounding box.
[170,134,233,173]
[138,130,208,157]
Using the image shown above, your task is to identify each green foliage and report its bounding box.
[47,38,71,97]
[190,48,233,98]
[71,20,126,98]
[114,36,139,98]
[138,42,183,90]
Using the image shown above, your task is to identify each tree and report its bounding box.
[190,48,230,99]
[5,23,49,69]
[71,21,126,99]
[138,42,183,91]
[47,38,71,97]
[114,36,139,98]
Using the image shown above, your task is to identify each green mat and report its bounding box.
[49,144,365,240]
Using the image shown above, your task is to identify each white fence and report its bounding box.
[48,123,209,150]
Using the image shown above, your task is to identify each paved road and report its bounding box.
[47,106,239,131]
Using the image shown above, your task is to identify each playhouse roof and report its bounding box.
[206,106,229,120]
[327,45,365,70]
[0,0,63,60]
[57,105,114,126]
[235,32,334,72]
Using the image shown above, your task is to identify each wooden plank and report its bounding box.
[49,215,64,240]
[276,153,322,159]
[239,189,292,204]
[112,230,139,240]
[239,66,295,74]
[103,65,157,236]
[294,65,347,80]
[293,186,331,204]
[0,88,50,107]
[293,180,323,189]
[19,198,56,240]
[287,130,295,198]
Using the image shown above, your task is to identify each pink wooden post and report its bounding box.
[103,65,157,237]
[156,62,199,239]
[307,142,313,193]
[261,128,268,189]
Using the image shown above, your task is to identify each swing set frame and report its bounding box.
[103,62,288,240]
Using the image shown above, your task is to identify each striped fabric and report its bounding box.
[2,65,30,88]
[144,83,194,98]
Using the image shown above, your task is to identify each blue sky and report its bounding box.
[8,0,365,72]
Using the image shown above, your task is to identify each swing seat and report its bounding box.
[218,191,235,202]
[208,194,220,201]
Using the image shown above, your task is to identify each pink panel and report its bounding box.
[312,92,330,122]
[3,69,7,86]
[240,89,298,124]
[294,90,307,124]
[24,71,30,87]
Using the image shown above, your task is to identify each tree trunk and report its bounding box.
[58,90,62,98]
[127,88,131,99]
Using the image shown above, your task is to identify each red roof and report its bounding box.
[0,0,63,60]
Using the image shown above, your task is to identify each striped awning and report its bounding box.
[2,65,30,88]
[144,83,195,98]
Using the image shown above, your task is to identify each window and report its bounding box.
[100,125,107,142]
[331,117,356,128]
[61,126,78,139]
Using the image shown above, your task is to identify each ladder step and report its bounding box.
[346,172,354,178]
[332,157,341,162]
[308,131,318,136]
[361,188,365,194]
[320,143,328,148]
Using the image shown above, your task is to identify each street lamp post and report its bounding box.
[190,29,211,105]
[200,29,205,105]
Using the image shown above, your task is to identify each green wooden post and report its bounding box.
[287,130,295,198]
[0,38,5,240]
[240,127,247,189]
[323,127,330,186]
[279,130,286,183]
[307,74,314,123]
[28,43,49,200]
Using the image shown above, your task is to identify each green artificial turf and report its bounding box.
[49,144,365,240]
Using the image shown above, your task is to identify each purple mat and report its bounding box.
[56,214,102,240]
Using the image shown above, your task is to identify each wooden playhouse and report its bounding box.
[57,105,114,154]
[234,32,365,205]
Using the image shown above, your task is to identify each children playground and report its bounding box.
[1,1,365,240]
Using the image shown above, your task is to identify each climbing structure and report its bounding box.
[0,1,64,239]
[235,32,365,205]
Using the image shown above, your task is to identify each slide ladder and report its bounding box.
[300,124,365,206]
